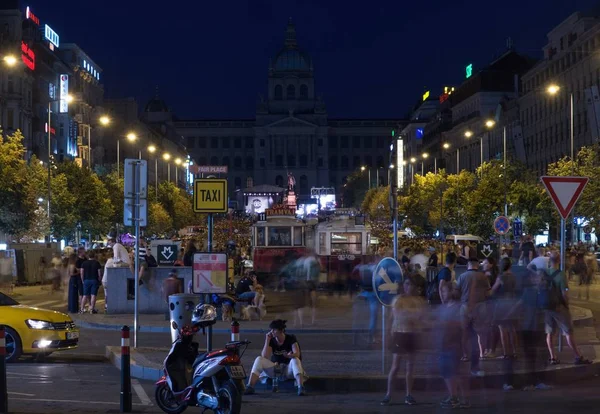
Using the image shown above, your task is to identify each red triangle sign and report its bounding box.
[540,176,589,220]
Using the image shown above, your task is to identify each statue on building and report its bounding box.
[287,172,296,191]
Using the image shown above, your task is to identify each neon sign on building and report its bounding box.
[26,6,40,25]
[21,41,35,71]
[44,24,60,49]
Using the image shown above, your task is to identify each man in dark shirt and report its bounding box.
[80,251,102,314]
[75,247,87,296]
[235,271,256,301]
[245,319,306,396]
[428,247,439,268]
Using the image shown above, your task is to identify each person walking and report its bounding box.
[80,251,102,314]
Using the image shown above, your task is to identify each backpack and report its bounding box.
[537,269,564,310]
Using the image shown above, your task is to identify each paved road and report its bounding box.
[5,360,600,413]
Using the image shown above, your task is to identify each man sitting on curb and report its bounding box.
[245,319,307,396]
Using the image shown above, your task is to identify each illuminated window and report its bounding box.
[331,232,362,255]
[293,227,303,246]
[274,85,283,100]
[256,227,266,246]
[268,227,292,246]
[286,85,295,99]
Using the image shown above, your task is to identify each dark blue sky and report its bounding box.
[31,0,600,119]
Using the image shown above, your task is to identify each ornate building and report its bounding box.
[145,20,405,206]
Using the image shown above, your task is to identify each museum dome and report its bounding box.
[272,19,312,72]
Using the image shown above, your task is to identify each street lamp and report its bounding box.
[116,132,138,178]
[485,119,496,128]
[2,55,17,66]
[175,158,182,186]
[99,115,111,126]
[421,152,429,175]
[464,130,473,138]
[163,153,171,182]
[147,145,158,198]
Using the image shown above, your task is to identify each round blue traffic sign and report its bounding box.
[372,257,403,306]
[494,215,510,235]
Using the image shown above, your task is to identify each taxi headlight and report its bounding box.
[25,319,55,330]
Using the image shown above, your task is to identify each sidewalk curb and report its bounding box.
[106,345,600,391]
[77,305,595,334]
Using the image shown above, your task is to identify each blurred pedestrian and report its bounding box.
[491,257,518,359]
[381,274,426,406]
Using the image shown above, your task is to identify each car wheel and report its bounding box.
[4,327,22,363]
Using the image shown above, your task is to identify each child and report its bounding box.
[437,283,470,409]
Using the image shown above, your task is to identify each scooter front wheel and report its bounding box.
[216,380,242,414]
[155,384,188,414]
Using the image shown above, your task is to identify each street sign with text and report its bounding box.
[541,176,589,220]
[193,179,228,213]
[157,244,177,266]
[196,165,228,174]
[192,252,227,293]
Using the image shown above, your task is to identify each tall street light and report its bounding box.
[2,55,17,66]
[163,152,171,182]
[361,165,371,189]
[117,132,137,179]
[410,157,416,185]
[175,157,182,187]
[421,152,429,175]
[148,145,158,199]
[47,94,73,242]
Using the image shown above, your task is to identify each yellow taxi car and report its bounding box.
[0,292,79,362]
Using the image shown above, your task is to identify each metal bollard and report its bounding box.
[0,326,7,413]
[231,319,240,342]
[120,326,132,413]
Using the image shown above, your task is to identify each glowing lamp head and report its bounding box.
[163,153,171,161]
[547,84,560,95]
[65,94,74,103]
[485,119,496,128]
[148,145,156,153]
[175,158,182,165]
[361,166,366,171]
[410,157,416,163]
[422,153,429,159]
[99,116,111,126]
[464,130,473,138]
[443,143,450,149]
[3,55,17,66]
[126,133,137,142]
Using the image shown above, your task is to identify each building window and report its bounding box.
[377,136,384,148]
[274,85,283,100]
[211,138,218,149]
[299,154,308,167]
[353,136,360,148]
[318,138,323,146]
[365,155,373,167]
[260,158,265,167]
[245,137,254,148]
[275,155,283,167]
[260,139,265,147]
[329,136,338,149]
[318,157,324,167]
[341,156,349,169]
[300,175,308,194]
[246,177,253,188]
[287,85,295,99]
[234,137,242,148]
[287,154,296,167]
[198,137,207,148]
[275,175,284,187]
[234,177,242,189]
[222,137,230,148]
[187,136,196,148]
[329,156,338,169]
[331,232,362,255]
[7,76,14,94]
[199,157,207,165]
[353,156,361,169]
[364,137,372,148]
[233,157,242,168]
[340,136,349,149]
[222,157,230,167]
[376,156,384,168]
[300,84,308,99]
[210,156,218,165]
[6,108,14,129]
[246,156,254,169]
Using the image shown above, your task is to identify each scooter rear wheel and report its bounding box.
[155,384,187,414]
[216,380,242,414]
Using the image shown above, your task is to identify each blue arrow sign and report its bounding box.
[372,257,403,306]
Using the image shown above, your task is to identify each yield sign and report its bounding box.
[540,176,589,220]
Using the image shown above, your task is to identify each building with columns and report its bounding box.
[147,20,406,206]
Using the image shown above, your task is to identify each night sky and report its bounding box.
[31,0,600,119]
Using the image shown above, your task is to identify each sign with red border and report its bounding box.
[540,176,589,220]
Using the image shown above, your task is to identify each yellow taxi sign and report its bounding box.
[193,179,228,213]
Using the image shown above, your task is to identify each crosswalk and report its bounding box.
[17,298,105,310]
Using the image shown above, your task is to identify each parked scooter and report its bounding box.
[155,304,251,414]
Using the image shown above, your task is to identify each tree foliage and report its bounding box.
[146,201,173,238]
[157,181,195,232]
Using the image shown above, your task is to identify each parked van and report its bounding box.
[446,234,483,244]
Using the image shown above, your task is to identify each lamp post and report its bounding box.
[361,166,370,190]
[410,157,416,185]
[175,157,182,187]
[117,132,137,179]
[163,153,171,182]
[421,153,429,175]
[148,145,158,199]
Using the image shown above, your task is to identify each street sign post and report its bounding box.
[157,244,178,266]
[192,253,228,294]
[477,243,498,260]
[513,219,523,241]
[123,159,147,349]
[541,176,589,272]
[372,257,403,374]
[494,216,510,235]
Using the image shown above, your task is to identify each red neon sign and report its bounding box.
[21,41,35,71]
[44,123,56,136]
[26,7,40,26]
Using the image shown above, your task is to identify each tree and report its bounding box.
[361,186,393,253]
[342,168,370,209]
[157,181,195,232]
[146,201,173,238]
[0,130,37,236]
[398,171,447,236]
[440,170,477,235]
[55,162,114,239]
[98,169,124,231]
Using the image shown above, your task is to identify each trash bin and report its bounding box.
[168,293,202,343]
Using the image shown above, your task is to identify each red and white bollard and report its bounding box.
[231,319,240,342]
[120,326,132,413]
[0,325,8,413]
